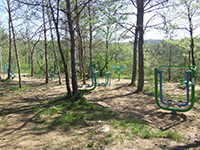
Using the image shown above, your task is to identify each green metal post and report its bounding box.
[118,72,120,81]
[106,72,110,84]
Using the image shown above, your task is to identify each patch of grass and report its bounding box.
[196,91,200,96]
[87,141,94,147]
[107,132,114,137]
[116,134,125,139]
[41,107,58,115]
[195,91,200,102]
[33,94,119,129]
[7,86,21,91]
[165,131,183,141]
[32,106,41,113]
[6,85,35,91]
[0,117,5,125]
[143,86,154,93]
[110,118,183,141]
[119,120,129,129]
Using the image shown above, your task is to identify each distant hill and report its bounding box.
[145,39,162,43]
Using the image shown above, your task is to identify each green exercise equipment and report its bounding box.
[78,61,98,92]
[155,65,197,113]
[112,64,125,81]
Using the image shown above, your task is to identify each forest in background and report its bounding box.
[0,0,200,94]
[1,37,200,81]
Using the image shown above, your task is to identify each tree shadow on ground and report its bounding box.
[169,141,200,150]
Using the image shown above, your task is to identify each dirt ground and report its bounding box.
[0,75,200,150]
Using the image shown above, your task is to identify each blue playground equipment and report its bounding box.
[77,62,98,88]
[78,61,99,92]
[49,66,58,80]
[155,65,197,113]
[98,71,111,86]
[112,64,125,81]
[86,64,96,87]
[3,63,16,79]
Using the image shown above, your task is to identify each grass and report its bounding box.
[0,117,5,125]
[109,119,183,141]
[6,85,37,91]
[32,94,119,130]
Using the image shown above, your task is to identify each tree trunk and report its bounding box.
[130,24,138,86]
[190,34,195,66]
[88,2,92,79]
[49,0,71,94]
[7,0,22,88]
[66,0,78,94]
[42,0,48,84]
[137,0,144,92]
[187,5,195,66]
[77,29,85,84]
[31,52,34,77]
[188,51,191,68]
[8,18,12,79]
[168,43,172,81]
[47,5,62,85]
[0,35,1,79]
[65,20,70,79]
[29,40,39,77]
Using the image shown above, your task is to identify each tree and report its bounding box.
[49,0,71,94]
[87,1,93,79]
[0,26,9,79]
[7,0,22,88]
[0,31,1,79]
[66,0,78,94]
[127,0,169,91]
[8,16,12,80]
[179,0,200,66]
[159,0,200,67]
[47,5,62,85]
[42,0,48,84]
[65,0,92,94]
[136,0,144,92]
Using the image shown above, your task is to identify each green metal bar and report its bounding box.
[78,71,98,92]
[155,67,196,113]
[106,72,110,84]
[118,72,120,81]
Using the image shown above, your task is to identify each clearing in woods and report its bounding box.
[0,76,200,150]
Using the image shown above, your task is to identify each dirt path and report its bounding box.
[0,77,200,150]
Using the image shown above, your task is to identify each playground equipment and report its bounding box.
[86,63,99,87]
[49,66,58,81]
[178,78,192,87]
[78,61,99,92]
[98,71,111,86]
[112,64,125,81]
[3,63,16,79]
[155,65,197,113]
